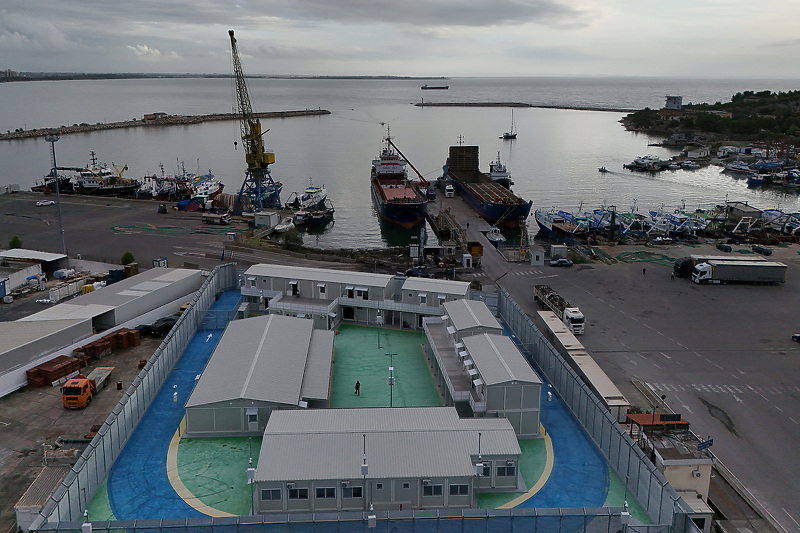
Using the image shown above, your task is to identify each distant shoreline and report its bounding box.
[414,102,636,113]
[0,109,331,141]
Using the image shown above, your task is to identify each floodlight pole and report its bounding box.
[386,353,396,408]
[45,134,67,254]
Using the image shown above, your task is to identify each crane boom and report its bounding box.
[228,29,281,211]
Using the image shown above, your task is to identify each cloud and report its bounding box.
[126,44,181,61]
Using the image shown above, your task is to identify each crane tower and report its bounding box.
[229,29,282,212]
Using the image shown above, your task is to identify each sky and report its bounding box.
[2,0,800,78]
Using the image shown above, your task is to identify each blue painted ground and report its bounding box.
[106,291,240,520]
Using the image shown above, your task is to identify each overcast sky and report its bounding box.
[3,0,800,77]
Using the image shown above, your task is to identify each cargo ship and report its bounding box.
[370,132,428,229]
[442,145,532,228]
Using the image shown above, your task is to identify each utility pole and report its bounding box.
[45,134,67,254]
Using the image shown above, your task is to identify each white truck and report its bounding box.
[673,254,766,278]
[202,212,232,225]
[691,260,787,284]
[534,284,585,334]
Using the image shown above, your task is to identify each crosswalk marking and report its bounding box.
[650,382,800,396]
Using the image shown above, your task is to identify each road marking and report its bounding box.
[790,417,799,426]
[660,352,671,359]
[733,395,743,403]
[775,405,783,412]
[498,422,554,508]
[783,508,800,528]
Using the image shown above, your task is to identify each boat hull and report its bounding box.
[370,180,427,229]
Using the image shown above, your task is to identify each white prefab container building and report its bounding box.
[441,299,503,342]
[184,314,334,437]
[253,407,521,513]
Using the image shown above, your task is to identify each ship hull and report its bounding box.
[448,178,531,228]
[370,179,427,229]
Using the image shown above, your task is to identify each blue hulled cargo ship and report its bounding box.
[442,145,531,228]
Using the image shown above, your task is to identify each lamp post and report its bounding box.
[386,353,396,407]
[45,134,67,254]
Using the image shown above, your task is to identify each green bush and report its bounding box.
[121,251,135,265]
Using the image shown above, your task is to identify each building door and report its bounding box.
[246,408,259,431]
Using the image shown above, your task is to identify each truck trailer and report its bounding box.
[60,366,115,409]
[533,284,585,334]
[673,254,767,278]
[691,260,787,285]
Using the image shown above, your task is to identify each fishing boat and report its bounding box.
[421,84,449,90]
[534,209,588,240]
[443,144,531,228]
[486,226,506,245]
[285,178,328,210]
[370,130,428,229]
[598,167,608,173]
[500,110,517,140]
[31,173,73,194]
[71,151,140,196]
[488,152,513,188]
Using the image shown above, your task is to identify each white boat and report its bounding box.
[488,152,513,188]
[486,226,506,244]
[273,216,295,233]
[286,177,327,210]
[500,110,517,140]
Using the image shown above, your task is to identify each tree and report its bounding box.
[9,236,22,249]
[121,251,135,265]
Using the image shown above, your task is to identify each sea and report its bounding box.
[2,76,799,249]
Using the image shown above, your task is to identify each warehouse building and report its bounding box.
[239,263,471,331]
[423,300,542,438]
[184,314,334,437]
[253,407,521,513]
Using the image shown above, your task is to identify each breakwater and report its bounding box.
[414,102,636,113]
[0,109,331,141]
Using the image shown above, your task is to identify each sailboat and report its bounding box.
[501,110,517,140]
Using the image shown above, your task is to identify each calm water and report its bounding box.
[2,77,800,248]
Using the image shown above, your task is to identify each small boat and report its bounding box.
[273,216,295,233]
[285,177,327,210]
[598,167,608,173]
[421,84,448,90]
[500,110,517,140]
[488,152,514,188]
[486,226,506,244]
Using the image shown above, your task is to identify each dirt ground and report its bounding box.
[0,335,163,533]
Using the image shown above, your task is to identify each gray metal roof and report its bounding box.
[17,303,115,322]
[244,263,393,287]
[14,466,70,508]
[186,314,329,408]
[0,319,87,353]
[299,329,335,401]
[463,334,541,387]
[0,249,67,262]
[255,407,520,482]
[442,299,502,333]
[401,277,470,296]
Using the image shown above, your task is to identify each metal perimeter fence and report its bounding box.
[31,263,239,530]
[486,288,699,533]
[32,274,693,533]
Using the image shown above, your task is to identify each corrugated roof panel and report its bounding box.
[0,249,66,262]
[15,466,70,507]
[443,299,502,332]
[266,407,461,434]
[401,277,470,296]
[244,264,393,288]
[300,330,335,401]
[0,319,88,353]
[17,304,114,322]
[463,334,541,386]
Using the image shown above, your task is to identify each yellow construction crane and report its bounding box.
[229,29,282,212]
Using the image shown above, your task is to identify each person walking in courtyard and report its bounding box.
[355,380,360,396]
[642,267,646,276]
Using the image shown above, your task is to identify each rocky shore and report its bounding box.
[0,109,331,141]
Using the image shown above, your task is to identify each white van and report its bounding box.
[444,184,455,198]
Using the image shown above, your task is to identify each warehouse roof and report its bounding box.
[0,249,66,262]
[463,333,541,387]
[401,277,471,296]
[0,320,87,353]
[185,314,332,408]
[256,407,520,482]
[442,299,502,333]
[244,263,393,287]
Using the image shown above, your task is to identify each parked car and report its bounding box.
[36,200,56,206]
[404,267,434,278]
[792,334,800,343]
[549,258,574,267]
[150,316,179,336]
[716,242,732,252]
[752,244,773,256]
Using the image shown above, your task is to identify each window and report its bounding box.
[449,484,469,496]
[342,486,363,498]
[247,278,256,287]
[316,487,335,499]
[288,488,309,500]
[423,484,443,496]
[248,414,257,424]
[375,483,383,490]
[481,463,491,477]
[317,283,326,296]
[419,293,427,304]
[402,482,410,489]
[355,287,369,300]
[261,488,281,501]
[497,465,516,477]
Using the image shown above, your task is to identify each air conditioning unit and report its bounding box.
[341,480,350,488]
[506,461,515,467]
[422,479,431,486]
[286,482,295,489]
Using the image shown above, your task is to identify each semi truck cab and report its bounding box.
[61,377,96,408]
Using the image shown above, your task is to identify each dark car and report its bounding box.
[549,258,574,267]
[752,244,772,256]
[405,267,434,278]
[151,316,179,336]
[716,242,732,252]
[792,334,800,343]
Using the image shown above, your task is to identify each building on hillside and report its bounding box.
[184,314,334,437]
[665,95,683,110]
[239,263,471,331]
[422,300,542,438]
[253,407,522,513]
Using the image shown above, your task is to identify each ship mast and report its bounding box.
[229,29,282,212]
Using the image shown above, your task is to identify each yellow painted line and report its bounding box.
[166,416,236,517]
[498,422,554,509]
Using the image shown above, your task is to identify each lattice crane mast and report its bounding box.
[229,29,282,212]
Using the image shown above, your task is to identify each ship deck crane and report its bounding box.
[229,29,282,213]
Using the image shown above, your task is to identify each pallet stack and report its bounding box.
[26,356,82,388]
